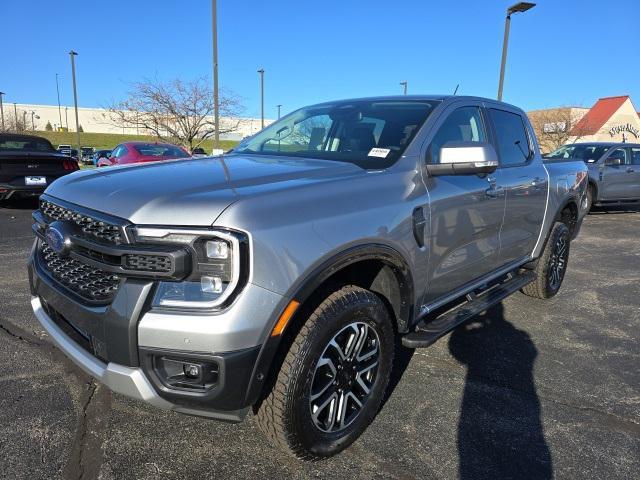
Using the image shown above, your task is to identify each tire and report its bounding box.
[255,285,395,459]
[521,222,570,299]
[585,184,595,212]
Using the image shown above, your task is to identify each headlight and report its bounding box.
[133,227,246,309]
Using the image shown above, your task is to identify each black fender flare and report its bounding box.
[243,243,414,407]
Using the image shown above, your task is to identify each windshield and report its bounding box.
[0,136,55,152]
[234,99,440,168]
[133,144,189,158]
[547,144,611,163]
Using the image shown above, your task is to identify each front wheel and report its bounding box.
[255,285,395,459]
[585,185,595,212]
[521,222,570,299]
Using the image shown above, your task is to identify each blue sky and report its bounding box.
[2,0,639,118]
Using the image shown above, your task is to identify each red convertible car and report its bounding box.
[97,142,191,167]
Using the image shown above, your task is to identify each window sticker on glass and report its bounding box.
[368,148,390,158]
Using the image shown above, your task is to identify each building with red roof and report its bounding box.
[528,96,640,152]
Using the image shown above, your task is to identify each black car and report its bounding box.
[0,134,79,200]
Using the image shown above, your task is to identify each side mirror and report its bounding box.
[605,157,623,166]
[426,142,499,176]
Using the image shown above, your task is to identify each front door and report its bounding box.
[600,148,635,200]
[421,104,506,303]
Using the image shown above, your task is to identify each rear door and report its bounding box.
[629,147,640,199]
[486,106,548,265]
[421,102,506,303]
[600,148,633,199]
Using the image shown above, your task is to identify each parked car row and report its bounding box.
[0,134,224,200]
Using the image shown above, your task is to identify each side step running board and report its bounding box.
[401,271,535,348]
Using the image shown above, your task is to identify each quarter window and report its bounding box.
[429,107,486,163]
[489,109,531,166]
[631,148,640,165]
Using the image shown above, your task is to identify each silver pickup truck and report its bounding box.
[545,142,640,210]
[28,95,587,459]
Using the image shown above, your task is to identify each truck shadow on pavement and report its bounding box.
[448,303,553,480]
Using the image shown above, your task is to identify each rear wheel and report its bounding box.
[255,285,395,459]
[522,222,570,299]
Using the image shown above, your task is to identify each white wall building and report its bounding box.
[9,103,272,140]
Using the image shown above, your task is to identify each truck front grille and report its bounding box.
[40,200,123,244]
[124,254,172,272]
[40,243,120,303]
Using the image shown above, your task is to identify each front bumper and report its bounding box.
[29,243,283,421]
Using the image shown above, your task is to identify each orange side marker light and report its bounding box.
[271,300,300,337]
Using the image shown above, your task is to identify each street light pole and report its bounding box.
[0,92,5,131]
[30,111,36,130]
[65,107,69,130]
[55,73,63,131]
[400,81,407,95]
[497,2,536,101]
[211,0,220,149]
[69,50,81,157]
[13,103,18,131]
[257,68,265,128]
[276,104,282,119]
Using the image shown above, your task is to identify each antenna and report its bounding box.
[453,84,459,95]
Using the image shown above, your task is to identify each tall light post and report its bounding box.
[13,103,18,131]
[276,104,282,119]
[400,81,407,95]
[30,111,40,131]
[65,106,69,130]
[55,73,63,131]
[69,50,81,156]
[211,0,220,149]
[0,91,5,131]
[257,68,265,128]
[497,2,536,101]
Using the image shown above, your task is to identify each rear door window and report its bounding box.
[488,109,532,167]
[631,148,640,165]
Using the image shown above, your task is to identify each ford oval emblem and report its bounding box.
[46,223,70,256]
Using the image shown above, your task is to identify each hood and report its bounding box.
[44,154,363,225]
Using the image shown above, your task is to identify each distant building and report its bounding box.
[8,103,272,140]
[528,96,640,152]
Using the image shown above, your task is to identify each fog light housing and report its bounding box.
[152,356,219,391]
[183,363,201,379]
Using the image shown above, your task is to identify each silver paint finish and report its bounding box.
[37,95,588,388]
[137,281,283,352]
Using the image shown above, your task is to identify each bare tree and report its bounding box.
[1,109,28,133]
[528,106,594,153]
[106,77,243,149]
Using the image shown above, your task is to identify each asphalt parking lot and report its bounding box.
[0,199,638,480]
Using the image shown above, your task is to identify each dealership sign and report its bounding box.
[609,123,640,138]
